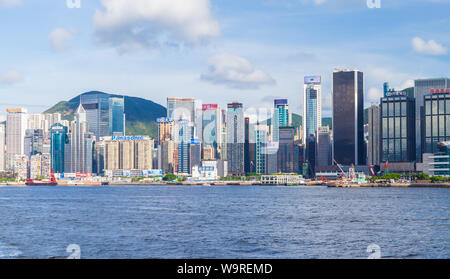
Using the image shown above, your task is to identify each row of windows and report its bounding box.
[425,115,450,137]
[424,137,450,154]
[425,98,450,115]
[382,139,408,162]
[381,101,407,117]
[382,117,407,139]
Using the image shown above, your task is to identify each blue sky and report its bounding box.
[0,0,449,119]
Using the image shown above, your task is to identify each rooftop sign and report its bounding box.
[111,136,144,141]
[304,76,321,84]
[430,89,450,94]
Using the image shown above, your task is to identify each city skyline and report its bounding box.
[1,0,449,120]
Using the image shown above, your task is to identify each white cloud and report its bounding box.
[367,87,382,104]
[412,37,448,56]
[93,0,220,52]
[0,70,23,85]
[201,53,276,90]
[0,0,22,7]
[49,28,76,51]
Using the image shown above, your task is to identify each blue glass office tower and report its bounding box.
[50,123,68,173]
[273,99,291,142]
[80,92,125,140]
[109,97,125,136]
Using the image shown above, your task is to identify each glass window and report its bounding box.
[426,116,431,137]
[382,139,388,161]
[389,102,394,117]
[447,98,450,114]
[382,118,388,139]
[395,102,400,116]
[439,99,445,114]
[389,118,394,138]
[382,102,387,117]
[447,115,450,137]
[389,140,394,161]
[425,138,431,153]
[432,116,438,137]
[395,117,400,138]
[439,115,445,137]
[401,117,407,138]
[395,139,401,161]
[401,102,407,116]
[432,100,438,115]
[425,100,431,115]
[401,139,407,161]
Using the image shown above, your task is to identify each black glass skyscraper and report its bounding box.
[332,69,365,166]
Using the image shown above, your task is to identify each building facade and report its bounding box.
[332,69,365,166]
[367,104,381,166]
[414,78,450,162]
[273,99,291,142]
[423,89,450,154]
[380,90,416,163]
[303,76,322,139]
[226,102,245,176]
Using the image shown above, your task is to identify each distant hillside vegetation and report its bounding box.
[44,91,166,138]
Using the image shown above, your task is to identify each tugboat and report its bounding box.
[26,168,58,186]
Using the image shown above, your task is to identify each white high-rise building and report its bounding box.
[303,76,322,140]
[0,123,5,171]
[6,108,28,166]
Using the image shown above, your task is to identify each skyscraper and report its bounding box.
[278,126,297,173]
[175,119,193,174]
[69,105,94,173]
[157,118,174,144]
[380,88,416,163]
[367,104,381,166]
[414,78,450,162]
[167,97,196,122]
[109,96,125,136]
[202,104,222,159]
[332,69,365,166]
[0,123,5,171]
[273,99,291,142]
[303,76,322,139]
[50,123,68,173]
[6,108,28,169]
[254,124,268,174]
[226,102,245,176]
[80,92,110,140]
[317,126,332,167]
[24,129,44,157]
[423,89,450,154]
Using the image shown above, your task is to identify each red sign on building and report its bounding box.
[202,104,218,111]
[430,88,450,94]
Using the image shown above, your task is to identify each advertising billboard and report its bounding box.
[190,138,201,145]
[202,104,218,111]
[304,76,321,84]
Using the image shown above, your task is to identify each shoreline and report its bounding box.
[1,182,450,188]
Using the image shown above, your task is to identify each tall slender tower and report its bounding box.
[226,102,245,176]
[332,69,364,166]
[303,76,322,140]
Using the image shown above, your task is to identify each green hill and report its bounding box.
[44,91,166,138]
[291,113,333,130]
